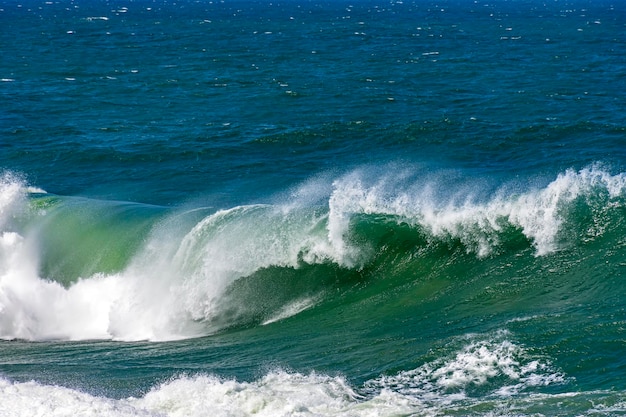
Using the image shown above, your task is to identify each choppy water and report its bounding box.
[1,0,626,415]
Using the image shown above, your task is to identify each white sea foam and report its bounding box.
[3,373,620,417]
[0,175,133,340]
[0,333,572,417]
[0,377,147,417]
[365,331,565,401]
[326,166,626,258]
[0,231,124,340]
[0,372,414,417]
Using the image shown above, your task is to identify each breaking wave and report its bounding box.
[0,165,625,341]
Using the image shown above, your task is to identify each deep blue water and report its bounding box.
[1,0,626,415]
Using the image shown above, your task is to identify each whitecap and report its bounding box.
[0,331,573,416]
[324,165,626,258]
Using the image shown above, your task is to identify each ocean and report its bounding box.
[1,0,626,415]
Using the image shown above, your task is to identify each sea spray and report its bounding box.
[2,166,626,341]
[326,166,626,257]
[0,173,26,229]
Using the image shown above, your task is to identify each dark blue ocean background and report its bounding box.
[3,0,625,204]
[1,0,626,415]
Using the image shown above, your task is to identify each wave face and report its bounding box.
[1,165,626,343]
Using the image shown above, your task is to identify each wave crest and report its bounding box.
[327,165,626,258]
[1,166,625,341]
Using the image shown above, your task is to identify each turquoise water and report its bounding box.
[1,0,626,415]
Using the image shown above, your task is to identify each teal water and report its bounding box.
[1,0,626,415]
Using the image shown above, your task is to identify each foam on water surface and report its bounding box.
[0,332,594,417]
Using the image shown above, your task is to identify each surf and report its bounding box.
[0,165,625,342]
[3,330,618,417]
